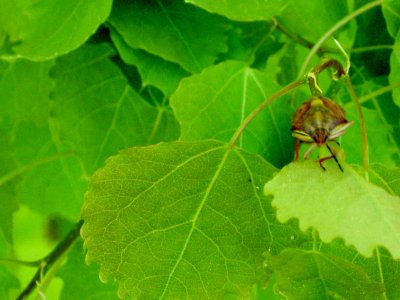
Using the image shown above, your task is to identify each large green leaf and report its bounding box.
[9,0,112,60]
[81,140,304,299]
[110,29,190,97]
[186,0,287,21]
[267,248,384,299]
[170,60,295,167]
[264,160,400,258]
[108,0,229,73]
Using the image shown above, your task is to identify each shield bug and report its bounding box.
[291,96,354,171]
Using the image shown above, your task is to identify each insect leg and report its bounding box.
[303,143,317,160]
[294,140,299,160]
[326,144,343,172]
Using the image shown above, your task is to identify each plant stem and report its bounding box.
[307,58,346,96]
[298,0,383,78]
[350,45,393,53]
[16,220,84,300]
[358,82,400,104]
[344,76,369,176]
[229,79,306,148]
[375,248,388,300]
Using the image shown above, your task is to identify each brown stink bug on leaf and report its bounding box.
[291,95,354,172]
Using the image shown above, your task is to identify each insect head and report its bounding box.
[291,96,354,171]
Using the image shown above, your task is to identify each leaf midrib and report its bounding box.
[159,145,232,299]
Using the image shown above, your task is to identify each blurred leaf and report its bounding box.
[11,0,112,60]
[368,164,400,196]
[0,59,53,128]
[0,58,55,237]
[0,232,19,299]
[266,248,384,299]
[341,106,399,165]
[186,0,287,22]
[0,0,29,52]
[170,60,295,167]
[382,0,400,38]
[3,42,179,219]
[110,29,190,97]
[264,160,400,258]
[389,32,400,108]
[108,0,229,73]
[58,241,118,300]
[351,6,393,77]
[0,132,18,242]
[81,140,304,299]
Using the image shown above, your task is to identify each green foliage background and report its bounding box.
[1,0,400,299]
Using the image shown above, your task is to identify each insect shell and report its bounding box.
[291,96,354,165]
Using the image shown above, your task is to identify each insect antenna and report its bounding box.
[326,143,343,172]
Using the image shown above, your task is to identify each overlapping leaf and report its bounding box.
[266,248,384,299]
[186,0,287,21]
[264,160,400,258]
[368,164,400,195]
[170,60,295,167]
[9,0,112,60]
[110,29,189,97]
[0,59,53,237]
[50,43,180,174]
[81,140,304,299]
[276,0,350,44]
[108,0,229,73]
[0,59,53,128]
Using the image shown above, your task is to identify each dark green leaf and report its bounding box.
[110,29,190,97]
[267,248,384,299]
[186,0,287,21]
[109,0,229,72]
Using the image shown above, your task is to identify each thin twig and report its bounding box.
[16,220,84,300]
[229,79,306,148]
[344,76,369,176]
[358,82,400,104]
